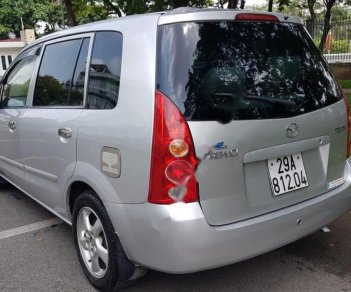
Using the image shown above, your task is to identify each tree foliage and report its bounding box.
[0,0,56,37]
[72,1,109,23]
[272,0,350,51]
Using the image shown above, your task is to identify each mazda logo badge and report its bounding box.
[286,123,299,138]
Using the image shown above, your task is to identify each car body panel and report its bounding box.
[75,14,159,204]
[0,108,25,189]
[190,100,347,225]
[20,108,81,215]
[106,160,351,273]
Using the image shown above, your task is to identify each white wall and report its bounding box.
[0,45,24,78]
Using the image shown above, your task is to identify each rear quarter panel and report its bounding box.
[72,14,160,204]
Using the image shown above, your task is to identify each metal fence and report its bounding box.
[306,17,351,64]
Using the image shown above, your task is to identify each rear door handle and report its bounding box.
[58,127,72,139]
[8,120,16,130]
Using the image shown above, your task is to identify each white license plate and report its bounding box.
[267,153,308,196]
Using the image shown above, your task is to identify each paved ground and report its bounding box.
[1,185,351,292]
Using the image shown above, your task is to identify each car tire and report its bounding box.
[72,190,137,291]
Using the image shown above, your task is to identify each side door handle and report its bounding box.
[58,127,72,139]
[8,120,16,130]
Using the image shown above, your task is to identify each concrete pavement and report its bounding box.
[1,185,351,291]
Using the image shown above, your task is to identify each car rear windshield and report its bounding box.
[156,21,341,121]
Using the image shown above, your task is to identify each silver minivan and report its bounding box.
[1,8,351,291]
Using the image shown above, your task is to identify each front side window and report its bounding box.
[2,45,41,108]
[33,38,89,107]
[87,32,123,109]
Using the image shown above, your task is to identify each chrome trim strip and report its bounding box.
[243,136,330,164]
[83,33,95,108]
[0,155,24,170]
[24,164,58,183]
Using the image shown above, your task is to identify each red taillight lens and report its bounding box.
[165,160,194,185]
[148,91,199,204]
[341,88,351,158]
[235,13,279,22]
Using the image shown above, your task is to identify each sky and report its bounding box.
[245,0,267,6]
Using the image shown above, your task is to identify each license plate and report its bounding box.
[267,153,308,196]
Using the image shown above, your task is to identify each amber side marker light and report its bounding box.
[235,13,280,22]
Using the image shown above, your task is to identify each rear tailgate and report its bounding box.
[156,13,347,225]
[190,101,347,225]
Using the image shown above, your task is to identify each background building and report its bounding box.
[0,29,35,78]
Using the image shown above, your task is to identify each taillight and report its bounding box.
[235,13,279,22]
[148,90,199,204]
[341,88,351,158]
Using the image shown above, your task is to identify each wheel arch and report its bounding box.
[65,161,123,218]
[67,181,93,216]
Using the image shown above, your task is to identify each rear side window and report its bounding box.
[87,32,122,109]
[33,38,90,107]
[157,21,341,121]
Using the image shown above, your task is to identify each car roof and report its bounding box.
[159,7,302,25]
[24,8,302,51]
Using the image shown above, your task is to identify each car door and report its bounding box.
[0,45,41,189]
[20,34,92,216]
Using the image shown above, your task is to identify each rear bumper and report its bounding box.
[105,161,351,274]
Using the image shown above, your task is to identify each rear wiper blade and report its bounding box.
[245,95,297,109]
[214,93,297,110]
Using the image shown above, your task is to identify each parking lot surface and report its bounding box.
[1,184,351,292]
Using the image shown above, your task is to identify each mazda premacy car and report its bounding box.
[1,8,351,291]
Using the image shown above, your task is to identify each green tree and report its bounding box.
[73,0,110,24]
[0,0,56,37]
[70,0,211,21]
[307,0,317,21]
[41,2,66,34]
[328,3,351,18]
[43,0,110,33]
[114,0,148,15]
[318,0,351,50]
[266,0,351,52]
[64,0,77,26]
[278,0,324,19]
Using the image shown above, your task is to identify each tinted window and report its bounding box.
[2,45,41,108]
[157,22,341,121]
[70,38,90,105]
[34,38,88,106]
[1,56,6,70]
[87,32,122,109]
